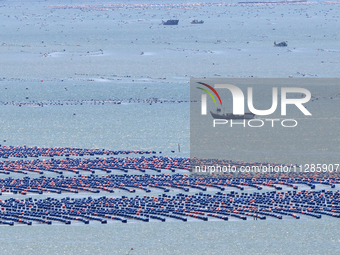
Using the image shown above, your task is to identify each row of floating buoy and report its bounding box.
[0,98,190,108]
[45,1,327,11]
[0,149,331,178]
[0,145,338,226]
[0,174,339,195]
[0,145,302,173]
[2,146,333,179]
[0,145,164,158]
[0,189,339,226]
[0,156,190,175]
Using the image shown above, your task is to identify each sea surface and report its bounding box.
[0,0,340,254]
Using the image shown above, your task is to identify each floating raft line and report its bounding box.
[0,145,164,159]
[0,174,339,195]
[0,156,190,175]
[0,189,339,226]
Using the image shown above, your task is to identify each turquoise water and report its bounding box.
[0,0,340,254]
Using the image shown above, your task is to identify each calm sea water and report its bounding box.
[0,0,339,254]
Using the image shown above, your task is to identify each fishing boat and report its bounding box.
[210,108,255,119]
[190,19,204,24]
[161,20,179,25]
[274,41,288,47]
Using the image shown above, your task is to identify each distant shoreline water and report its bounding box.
[1,0,340,254]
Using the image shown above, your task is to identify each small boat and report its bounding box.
[190,19,204,24]
[274,41,288,47]
[210,108,255,119]
[161,20,179,25]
